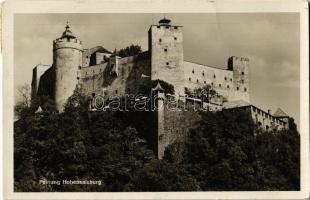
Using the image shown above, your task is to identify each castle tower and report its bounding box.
[148,18,184,98]
[228,56,250,102]
[53,24,83,111]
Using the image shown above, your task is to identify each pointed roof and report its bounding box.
[273,108,289,117]
[35,106,43,113]
[61,23,76,39]
[152,82,164,92]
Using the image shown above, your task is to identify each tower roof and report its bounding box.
[273,108,289,117]
[153,82,164,92]
[159,17,171,25]
[61,23,76,39]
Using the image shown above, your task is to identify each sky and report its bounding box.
[14,13,300,127]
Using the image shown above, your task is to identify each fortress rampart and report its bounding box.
[31,19,290,159]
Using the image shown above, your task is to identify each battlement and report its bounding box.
[53,39,83,51]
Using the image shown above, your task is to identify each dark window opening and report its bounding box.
[197,79,199,83]
[266,125,269,130]
[204,81,206,84]
[127,88,131,92]
[157,26,160,28]
[244,88,247,92]
[241,72,244,75]
[164,48,167,52]
[174,37,177,40]
[192,70,194,74]
[224,77,227,80]
[241,80,244,83]
[258,122,262,126]
[214,74,216,78]
[219,84,221,87]
[77,77,80,80]
[78,66,82,69]
[237,87,239,90]
[227,85,230,88]
[202,72,205,76]
[189,77,191,81]
[230,78,232,81]
[211,82,213,86]
[165,26,169,29]
[115,90,118,94]
[92,93,95,97]
[174,26,178,29]
[166,62,169,65]
[159,38,162,42]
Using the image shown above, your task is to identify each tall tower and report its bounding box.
[228,56,250,102]
[148,18,184,98]
[53,24,83,111]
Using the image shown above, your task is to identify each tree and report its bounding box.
[117,44,142,58]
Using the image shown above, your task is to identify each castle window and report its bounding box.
[159,38,162,42]
[86,56,89,58]
[211,82,213,86]
[166,62,169,66]
[86,72,87,75]
[164,48,167,52]
[174,26,178,29]
[241,80,244,83]
[244,88,247,92]
[204,81,206,84]
[192,70,194,74]
[189,77,191,81]
[202,72,205,76]
[78,66,81,69]
[115,90,118,94]
[224,77,227,80]
[227,85,230,88]
[230,78,232,81]
[157,26,160,28]
[237,87,239,90]
[174,37,177,40]
[266,125,269,130]
[214,74,216,78]
[77,77,80,80]
[219,84,221,87]
[165,26,169,29]
[241,72,244,75]
[127,88,131,93]
[197,79,199,83]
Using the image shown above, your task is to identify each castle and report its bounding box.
[31,18,290,158]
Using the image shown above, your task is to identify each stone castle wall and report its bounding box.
[79,52,151,99]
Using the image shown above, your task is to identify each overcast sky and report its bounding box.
[14,13,300,127]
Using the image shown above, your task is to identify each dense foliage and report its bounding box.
[117,44,142,58]
[14,91,299,191]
